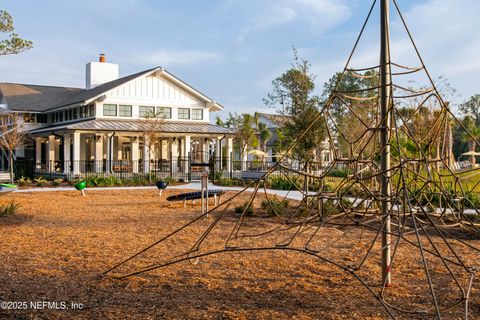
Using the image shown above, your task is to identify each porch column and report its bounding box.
[35,137,42,169]
[63,134,71,174]
[183,135,191,174]
[94,134,103,173]
[242,147,248,171]
[215,137,222,171]
[144,136,151,173]
[72,132,81,175]
[203,138,210,163]
[226,137,233,173]
[47,135,55,171]
[106,133,113,173]
[170,138,178,173]
[131,136,139,173]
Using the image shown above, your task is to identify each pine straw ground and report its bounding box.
[0,189,480,320]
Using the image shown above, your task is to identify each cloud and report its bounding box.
[235,5,297,43]
[142,49,220,67]
[234,0,355,43]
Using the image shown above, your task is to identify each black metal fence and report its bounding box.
[13,157,342,183]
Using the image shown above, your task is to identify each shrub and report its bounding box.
[267,176,299,191]
[17,176,32,186]
[234,201,255,215]
[0,201,20,217]
[217,178,233,187]
[261,197,289,216]
[327,168,349,178]
[52,178,63,186]
[35,177,49,187]
[104,176,123,186]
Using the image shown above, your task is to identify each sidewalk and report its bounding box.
[13,183,307,201]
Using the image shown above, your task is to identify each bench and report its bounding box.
[0,172,11,182]
[241,171,266,181]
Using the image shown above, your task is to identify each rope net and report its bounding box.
[105,0,480,318]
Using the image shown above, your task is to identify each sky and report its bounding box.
[1,0,479,119]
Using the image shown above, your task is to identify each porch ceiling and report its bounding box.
[27,119,235,135]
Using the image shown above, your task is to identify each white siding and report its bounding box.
[98,73,210,122]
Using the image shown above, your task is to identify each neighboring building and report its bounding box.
[253,112,333,165]
[0,55,234,178]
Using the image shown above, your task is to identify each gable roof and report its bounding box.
[0,67,223,113]
[48,67,158,110]
[257,112,291,127]
[0,83,83,112]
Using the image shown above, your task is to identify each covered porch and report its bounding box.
[28,119,234,180]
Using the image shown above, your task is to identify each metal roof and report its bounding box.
[27,119,235,135]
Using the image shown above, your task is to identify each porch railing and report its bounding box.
[14,157,341,183]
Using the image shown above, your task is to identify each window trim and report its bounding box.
[191,108,203,120]
[178,108,190,120]
[119,105,132,117]
[156,107,172,119]
[139,106,156,118]
[103,104,117,117]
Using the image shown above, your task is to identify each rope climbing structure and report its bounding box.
[105,1,480,318]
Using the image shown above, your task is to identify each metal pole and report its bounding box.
[380,0,392,287]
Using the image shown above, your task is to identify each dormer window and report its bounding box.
[139,106,155,118]
[119,105,132,117]
[157,107,171,119]
[192,109,203,120]
[178,108,190,120]
[103,104,117,116]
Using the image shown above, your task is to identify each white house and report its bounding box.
[252,112,333,166]
[0,54,235,179]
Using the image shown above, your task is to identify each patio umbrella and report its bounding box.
[248,149,268,157]
[461,151,480,156]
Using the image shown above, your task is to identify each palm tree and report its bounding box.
[257,122,272,153]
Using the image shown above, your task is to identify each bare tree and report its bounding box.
[0,113,25,182]
[138,110,165,181]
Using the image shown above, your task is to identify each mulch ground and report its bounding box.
[0,189,479,319]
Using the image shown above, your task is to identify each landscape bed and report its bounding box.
[0,189,479,319]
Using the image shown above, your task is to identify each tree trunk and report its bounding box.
[469,140,476,167]
[9,152,14,183]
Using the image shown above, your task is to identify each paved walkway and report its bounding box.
[14,183,307,201]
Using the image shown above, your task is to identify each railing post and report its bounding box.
[188,152,191,182]
[229,152,233,179]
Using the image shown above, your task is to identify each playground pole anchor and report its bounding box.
[380,0,392,287]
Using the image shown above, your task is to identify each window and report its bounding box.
[139,106,155,118]
[88,104,94,117]
[23,113,35,123]
[103,104,117,116]
[156,107,171,119]
[191,109,203,120]
[36,114,47,123]
[73,108,79,119]
[178,108,190,119]
[59,111,64,122]
[119,105,132,117]
[68,109,73,120]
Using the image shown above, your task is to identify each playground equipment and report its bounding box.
[74,181,86,196]
[156,181,168,197]
[105,1,480,318]
[166,190,225,208]
[0,183,17,194]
